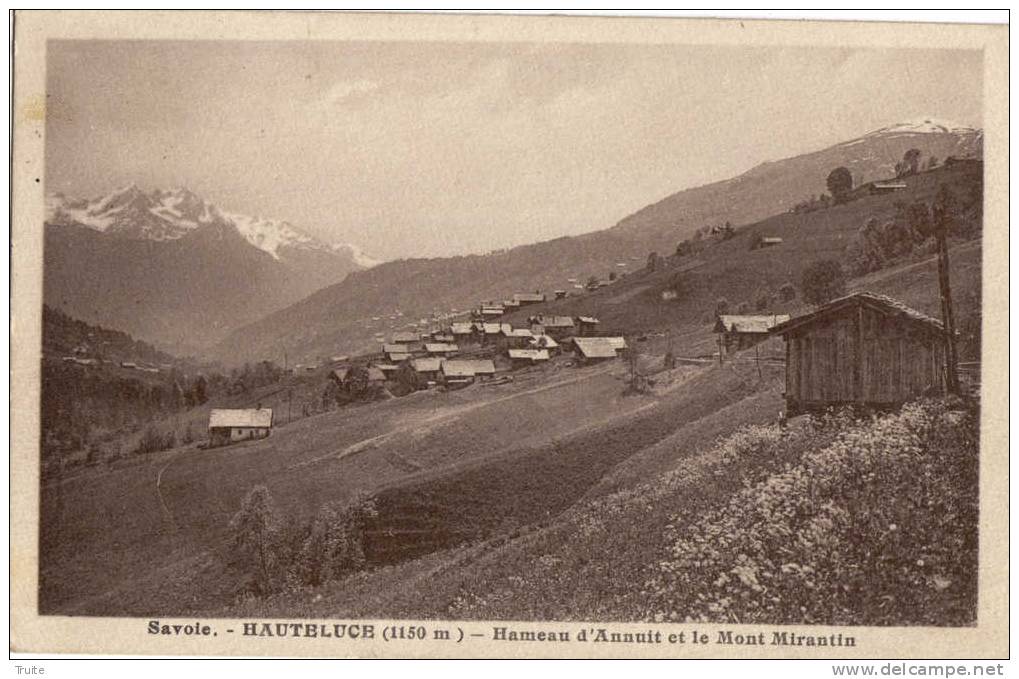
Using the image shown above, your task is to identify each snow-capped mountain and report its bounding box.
[864,117,980,137]
[44,186,374,354]
[46,185,375,263]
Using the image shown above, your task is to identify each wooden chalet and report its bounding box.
[770,292,947,414]
[411,357,444,381]
[531,315,575,339]
[425,342,459,357]
[573,337,623,364]
[714,314,790,354]
[575,316,600,336]
[391,331,419,344]
[208,408,273,447]
[500,327,534,349]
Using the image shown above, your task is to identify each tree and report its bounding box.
[755,293,770,311]
[926,156,939,170]
[778,282,797,302]
[193,375,208,405]
[895,148,922,178]
[826,167,853,204]
[647,251,662,272]
[721,221,736,240]
[801,259,846,306]
[715,297,730,315]
[229,485,285,594]
[736,302,750,314]
[609,271,617,282]
[292,493,378,587]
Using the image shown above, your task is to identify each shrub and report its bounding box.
[801,259,846,306]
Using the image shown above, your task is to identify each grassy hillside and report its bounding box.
[41,160,983,623]
[209,134,981,366]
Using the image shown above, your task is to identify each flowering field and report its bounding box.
[649,399,978,626]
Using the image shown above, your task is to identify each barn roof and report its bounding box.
[716,314,791,334]
[412,357,444,373]
[770,292,944,336]
[573,337,620,359]
[209,408,273,429]
[425,342,459,353]
[509,349,550,361]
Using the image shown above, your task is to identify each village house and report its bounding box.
[554,289,568,300]
[391,331,419,344]
[759,237,783,248]
[441,358,497,387]
[508,348,550,368]
[450,322,475,343]
[208,408,273,447]
[513,292,545,306]
[383,343,413,362]
[769,292,947,415]
[411,357,444,382]
[714,314,791,355]
[425,342,459,357]
[479,303,505,319]
[502,299,521,311]
[500,327,535,349]
[530,334,560,355]
[573,337,624,364]
[575,316,600,336]
[531,315,575,340]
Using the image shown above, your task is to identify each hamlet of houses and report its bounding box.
[319,288,631,395]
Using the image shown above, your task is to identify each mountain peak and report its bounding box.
[46,185,378,266]
[865,118,979,137]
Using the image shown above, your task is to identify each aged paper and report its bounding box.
[10,10,1009,658]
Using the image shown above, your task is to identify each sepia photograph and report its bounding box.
[10,10,1009,660]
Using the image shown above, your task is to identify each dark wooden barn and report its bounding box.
[770,292,947,414]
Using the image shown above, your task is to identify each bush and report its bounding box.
[801,259,846,306]
[133,426,176,456]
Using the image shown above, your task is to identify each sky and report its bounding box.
[45,40,983,261]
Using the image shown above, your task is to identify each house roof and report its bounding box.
[716,314,791,334]
[443,359,497,377]
[451,322,474,334]
[425,342,459,353]
[514,293,545,302]
[482,322,507,334]
[538,315,574,328]
[383,343,411,354]
[209,408,273,429]
[573,337,621,359]
[502,327,534,338]
[577,316,600,324]
[412,357,445,373]
[761,237,783,244]
[331,367,349,382]
[770,292,944,336]
[366,367,386,381]
[605,336,628,350]
[374,363,400,372]
[509,349,550,361]
[391,332,418,343]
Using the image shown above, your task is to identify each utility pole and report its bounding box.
[933,185,960,394]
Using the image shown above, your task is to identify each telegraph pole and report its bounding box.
[933,186,960,394]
